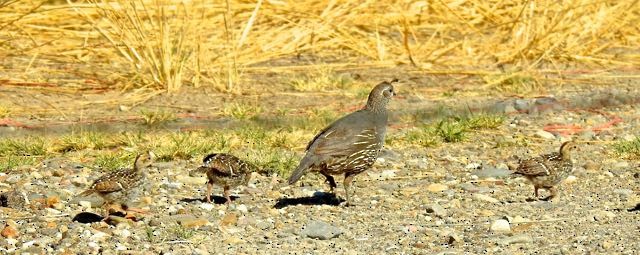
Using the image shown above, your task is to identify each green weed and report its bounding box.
[0,137,48,156]
[613,137,640,159]
[222,102,262,120]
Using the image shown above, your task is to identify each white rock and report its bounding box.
[535,130,556,140]
[564,175,577,184]
[88,242,99,249]
[376,157,386,163]
[490,219,511,233]
[236,204,248,214]
[79,200,92,209]
[115,243,127,251]
[114,229,131,239]
[45,208,62,215]
[465,162,482,169]
[5,238,18,246]
[21,240,35,249]
[199,203,215,211]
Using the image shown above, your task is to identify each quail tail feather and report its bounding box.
[287,158,314,185]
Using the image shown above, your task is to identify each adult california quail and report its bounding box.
[287,79,397,206]
[79,151,155,216]
[189,153,257,204]
[513,141,577,201]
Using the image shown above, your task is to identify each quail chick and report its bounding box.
[79,151,155,216]
[514,141,577,201]
[189,153,257,204]
[287,80,397,206]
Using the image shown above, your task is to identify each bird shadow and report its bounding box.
[180,195,239,205]
[274,191,345,209]
[628,203,640,212]
[72,212,104,224]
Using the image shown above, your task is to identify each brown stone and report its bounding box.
[220,212,238,226]
[1,224,18,238]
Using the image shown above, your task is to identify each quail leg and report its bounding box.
[206,182,213,203]
[320,172,337,193]
[223,186,232,205]
[121,204,148,220]
[343,174,355,206]
[101,202,115,218]
[534,186,540,200]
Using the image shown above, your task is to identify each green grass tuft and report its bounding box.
[168,224,196,240]
[0,136,48,157]
[436,119,467,143]
[93,152,133,171]
[0,156,39,172]
[54,132,114,153]
[613,137,640,159]
[156,132,216,161]
[222,102,262,120]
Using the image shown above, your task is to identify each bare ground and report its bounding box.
[0,68,639,254]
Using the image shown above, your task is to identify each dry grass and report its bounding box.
[0,0,638,97]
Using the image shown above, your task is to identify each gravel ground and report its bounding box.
[1,103,639,254]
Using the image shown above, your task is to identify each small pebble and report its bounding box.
[490,219,511,233]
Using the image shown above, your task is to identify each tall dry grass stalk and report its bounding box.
[0,0,638,93]
[71,0,197,92]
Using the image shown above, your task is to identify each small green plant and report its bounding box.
[245,149,298,176]
[169,225,196,240]
[54,132,112,153]
[464,114,505,130]
[140,109,176,126]
[404,127,440,147]
[157,132,214,161]
[613,137,640,159]
[0,137,48,156]
[222,102,261,120]
[235,126,268,147]
[269,132,292,149]
[436,119,467,143]
[93,152,132,171]
[112,131,147,148]
[0,156,39,172]
[144,226,156,243]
